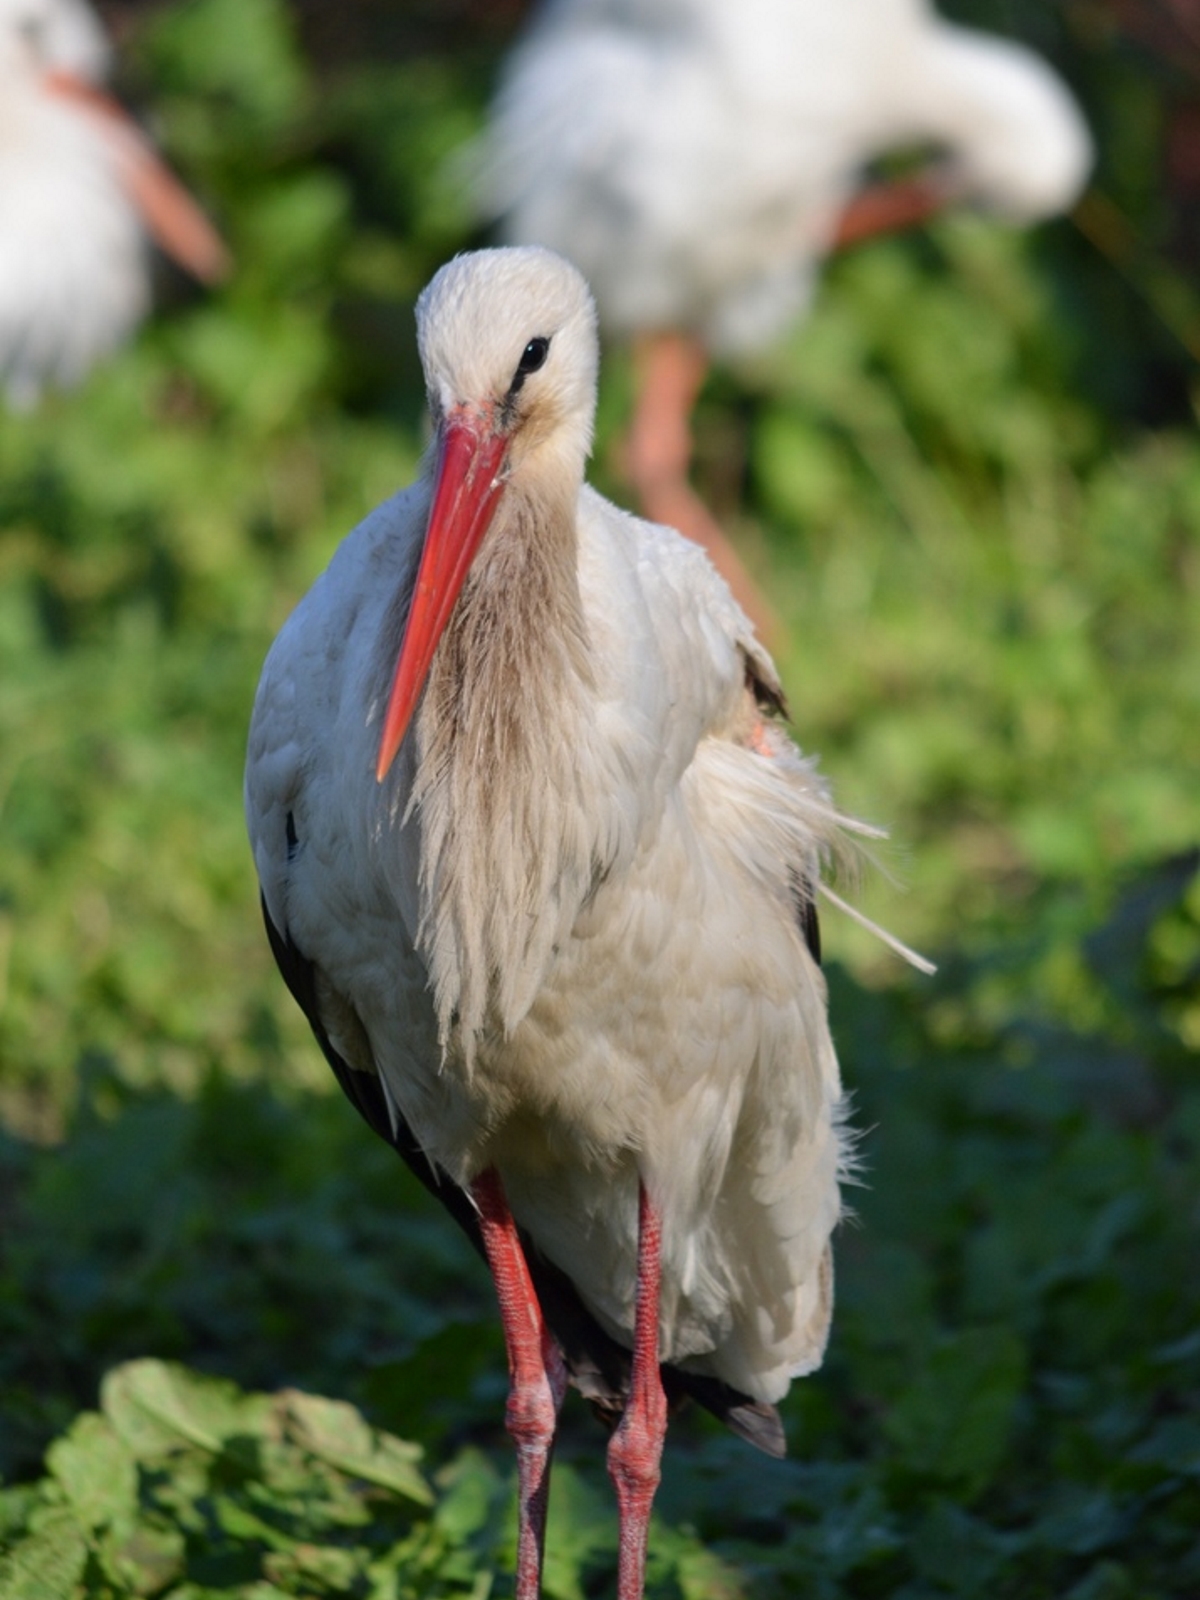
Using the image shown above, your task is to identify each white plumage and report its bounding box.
[246,246,895,1596]
[0,0,228,407]
[482,0,1092,356]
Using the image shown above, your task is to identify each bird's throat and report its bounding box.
[408,484,596,1048]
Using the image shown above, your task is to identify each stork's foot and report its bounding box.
[473,1168,567,1600]
[607,1183,668,1600]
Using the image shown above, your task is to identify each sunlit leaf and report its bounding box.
[280,1389,433,1506]
[45,1410,138,1531]
[0,1505,89,1599]
[102,1360,272,1458]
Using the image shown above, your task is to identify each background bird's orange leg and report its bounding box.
[607,1181,668,1600]
[472,1168,567,1600]
[626,330,707,493]
[626,332,783,648]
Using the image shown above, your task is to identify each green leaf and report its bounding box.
[262,1540,364,1592]
[280,1390,433,1506]
[0,1484,45,1545]
[212,1494,294,1550]
[45,1410,138,1531]
[172,305,333,435]
[144,0,305,131]
[908,1500,1012,1592]
[433,1446,507,1545]
[103,1520,188,1597]
[1062,1561,1137,1600]
[540,1463,614,1600]
[883,1326,1027,1496]
[101,1360,271,1458]
[658,1529,748,1600]
[0,1505,89,1600]
[1128,1417,1200,1478]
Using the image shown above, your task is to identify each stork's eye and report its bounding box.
[517,337,550,377]
[506,336,552,405]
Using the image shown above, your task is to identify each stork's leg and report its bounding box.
[626,331,708,496]
[472,1168,567,1600]
[608,1181,668,1600]
[624,332,783,648]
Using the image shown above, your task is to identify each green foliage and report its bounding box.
[738,219,1200,969]
[1,0,1198,1596]
[0,1359,451,1598]
[0,1359,733,1599]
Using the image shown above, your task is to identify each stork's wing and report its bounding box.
[260,895,786,1458]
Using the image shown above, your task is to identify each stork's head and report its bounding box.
[933,29,1092,221]
[376,246,599,780]
[0,0,110,81]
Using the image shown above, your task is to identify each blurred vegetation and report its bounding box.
[0,0,1197,1595]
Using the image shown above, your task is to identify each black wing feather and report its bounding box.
[793,876,822,966]
[747,660,823,968]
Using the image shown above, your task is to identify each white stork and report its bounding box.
[0,0,229,407]
[480,0,1093,635]
[246,246,924,1599]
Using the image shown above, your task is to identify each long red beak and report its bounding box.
[832,169,953,250]
[376,415,509,781]
[44,70,231,285]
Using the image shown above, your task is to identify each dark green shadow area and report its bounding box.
[3,856,1198,1596]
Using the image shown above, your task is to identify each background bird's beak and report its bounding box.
[43,70,230,285]
[376,415,509,780]
[831,167,954,250]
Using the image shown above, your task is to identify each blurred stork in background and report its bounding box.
[480,0,1092,636]
[0,0,229,408]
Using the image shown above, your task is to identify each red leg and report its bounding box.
[607,1182,669,1600]
[623,332,784,648]
[627,331,709,491]
[472,1168,567,1600]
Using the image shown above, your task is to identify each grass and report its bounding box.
[1,0,1198,1595]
